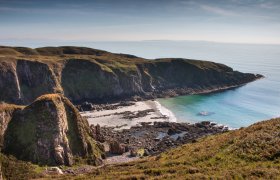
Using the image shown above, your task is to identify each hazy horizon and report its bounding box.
[1,0,280,45]
[1,39,280,49]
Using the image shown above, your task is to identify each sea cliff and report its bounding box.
[0,46,263,104]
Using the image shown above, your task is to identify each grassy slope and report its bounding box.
[0,154,44,180]
[62,118,280,180]
[0,46,230,73]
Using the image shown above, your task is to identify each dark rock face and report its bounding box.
[0,60,21,103]
[137,59,261,95]
[2,94,104,166]
[0,104,23,148]
[16,60,61,104]
[0,59,61,104]
[0,47,263,104]
[61,59,123,102]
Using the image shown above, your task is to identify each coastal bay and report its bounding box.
[90,41,280,129]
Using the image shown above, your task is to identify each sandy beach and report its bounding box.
[81,100,177,129]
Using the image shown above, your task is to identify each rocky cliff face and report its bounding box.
[2,94,104,166]
[0,58,62,104]
[137,59,260,92]
[16,60,61,104]
[0,46,263,104]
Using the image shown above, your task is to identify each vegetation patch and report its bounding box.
[63,118,280,179]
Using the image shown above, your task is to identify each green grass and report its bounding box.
[0,153,44,180]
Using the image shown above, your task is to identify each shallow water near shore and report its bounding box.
[88,41,280,129]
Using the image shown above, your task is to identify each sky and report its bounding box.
[1,0,280,45]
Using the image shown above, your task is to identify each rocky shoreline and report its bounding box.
[58,120,229,175]
[76,99,229,167]
[71,98,230,168]
[92,121,228,156]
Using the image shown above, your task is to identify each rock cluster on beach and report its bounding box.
[91,121,228,157]
[77,101,136,112]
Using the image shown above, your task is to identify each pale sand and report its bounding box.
[81,100,177,129]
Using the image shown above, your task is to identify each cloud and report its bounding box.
[0,5,93,15]
[200,4,239,16]
[199,3,276,21]
[258,1,280,9]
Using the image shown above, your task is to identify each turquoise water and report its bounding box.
[149,42,280,128]
[88,41,280,128]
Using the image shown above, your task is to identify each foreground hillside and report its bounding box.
[0,46,262,104]
[64,118,280,179]
[0,102,279,179]
[2,117,277,179]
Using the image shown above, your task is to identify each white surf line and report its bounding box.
[154,100,177,122]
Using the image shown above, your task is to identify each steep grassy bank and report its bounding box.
[67,118,280,179]
[0,46,262,104]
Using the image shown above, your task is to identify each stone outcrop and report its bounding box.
[0,46,263,104]
[2,94,104,166]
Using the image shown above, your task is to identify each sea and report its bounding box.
[5,40,280,129]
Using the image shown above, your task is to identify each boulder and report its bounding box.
[80,102,94,111]
[130,148,138,157]
[167,128,181,135]
[46,167,64,175]
[109,141,126,155]
[143,149,150,156]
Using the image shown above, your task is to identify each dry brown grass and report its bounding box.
[0,103,24,112]
[58,118,280,180]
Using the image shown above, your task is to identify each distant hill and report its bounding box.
[0,46,262,104]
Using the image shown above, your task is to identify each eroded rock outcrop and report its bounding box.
[16,60,61,104]
[2,94,104,166]
[0,58,62,104]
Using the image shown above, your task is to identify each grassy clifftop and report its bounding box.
[73,118,279,179]
[0,46,262,104]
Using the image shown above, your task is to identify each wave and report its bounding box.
[154,100,177,122]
